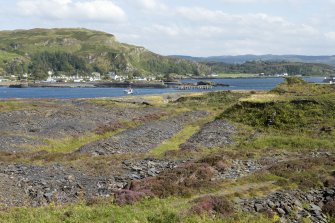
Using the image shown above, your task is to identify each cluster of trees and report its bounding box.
[206,61,335,76]
[30,52,89,80]
[3,59,29,79]
[1,52,88,80]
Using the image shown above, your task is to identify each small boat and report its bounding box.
[323,76,335,84]
[124,87,134,95]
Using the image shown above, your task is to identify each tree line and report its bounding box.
[206,61,335,76]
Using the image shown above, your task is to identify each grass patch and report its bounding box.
[150,111,219,157]
[150,125,200,157]
[33,129,124,153]
[239,93,283,103]
[0,100,36,112]
[171,91,247,111]
[0,197,187,223]
[243,134,335,152]
[88,98,146,109]
[0,196,278,223]
[0,50,23,64]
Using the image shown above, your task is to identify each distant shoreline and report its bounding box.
[0,76,322,89]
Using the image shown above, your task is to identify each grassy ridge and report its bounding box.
[0,28,210,78]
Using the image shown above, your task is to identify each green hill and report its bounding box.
[0,28,210,80]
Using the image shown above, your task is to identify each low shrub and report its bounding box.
[190,195,234,217]
[95,122,126,135]
[323,201,335,217]
[198,154,229,172]
[113,189,153,206]
[268,157,335,189]
[130,163,217,198]
[147,210,181,223]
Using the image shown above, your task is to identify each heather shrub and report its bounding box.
[131,163,217,198]
[147,210,181,223]
[114,189,153,205]
[95,122,125,135]
[323,201,335,217]
[190,195,234,217]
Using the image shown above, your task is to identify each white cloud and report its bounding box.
[176,6,319,36]
[217,0,307,4]
[153,25,180,37]
[133,6,326,55]
[176,7,287,25]
[132,0,167,11]
[325,32,335,41]
[17,0,126,23]
[218,0,266,3]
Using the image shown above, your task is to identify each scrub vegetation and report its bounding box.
[0,77,334,223]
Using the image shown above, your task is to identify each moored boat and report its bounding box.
[124,87,134,95]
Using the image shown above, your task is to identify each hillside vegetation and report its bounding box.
[205,60,335,76]
[173,54,335,66]
[0,28,210,80]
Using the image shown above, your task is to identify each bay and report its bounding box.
[0,77,324,99]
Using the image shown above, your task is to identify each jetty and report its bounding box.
[176,85,213,90]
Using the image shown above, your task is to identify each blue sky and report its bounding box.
[0,0,334,56]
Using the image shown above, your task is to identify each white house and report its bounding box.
[73,78,83,83]
[90,72,101,81]
[0,76,7,82]
[209,73,219,77]
[44,75,57,83]
[108,72,125,81]
[275,73,289,77]
[134,77,147,81]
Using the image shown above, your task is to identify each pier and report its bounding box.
[175,85,214,90]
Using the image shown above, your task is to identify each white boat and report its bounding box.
[124,87,134,95]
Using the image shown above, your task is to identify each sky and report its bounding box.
[0,0,334,56]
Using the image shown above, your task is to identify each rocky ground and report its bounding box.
[0,135,44,153]
[0,92,334,222]
[181,119,236,150]
[77,110,209,155]
[0,158,189,209]
[0,99,211,209]
[237,187,335,223]
[0,100,165,152]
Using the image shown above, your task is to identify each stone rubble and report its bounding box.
[237,187,335,223]
[181,119,236,150]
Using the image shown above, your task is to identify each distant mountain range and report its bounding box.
[171,55,335,66]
